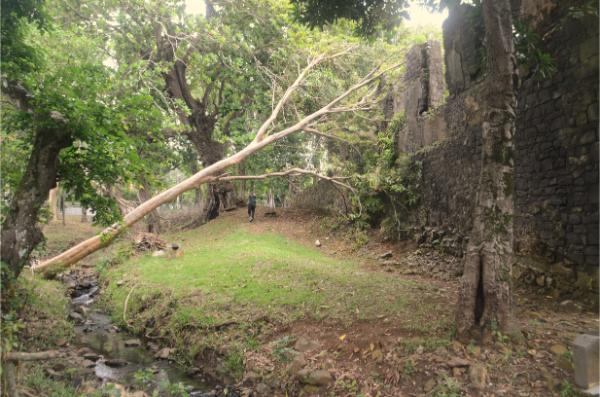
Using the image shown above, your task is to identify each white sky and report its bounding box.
[184,0,448,29]
[403,2,448,29]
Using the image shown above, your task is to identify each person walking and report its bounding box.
[247,192,257,222]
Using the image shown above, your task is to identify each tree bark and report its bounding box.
[456,0,517,339]
[48,187,58,221]
[138,181,161,233]
[1,130,71,281]
[163,58,232,222]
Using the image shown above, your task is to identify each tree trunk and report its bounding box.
[163,58,232,223]
[456,0,517,339]
[138,182,161,233]
[1,130,71,281]
[80,206,87,223]
[48,187,58,221]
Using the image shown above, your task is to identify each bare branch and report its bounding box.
[35,51,397,274]
[4,350,62,362]
[210,168,354,192]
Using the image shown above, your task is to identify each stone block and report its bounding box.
[572,333,599,389]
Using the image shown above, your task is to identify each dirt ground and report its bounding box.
[221,208,598,396]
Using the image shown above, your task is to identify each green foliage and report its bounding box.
[272,335,296,362]
[403,359,415,375]
[221,350,245,379]
[514,21,556,80]
[133,368,155,389]
[291,0,409,37]
[23,364,79,397]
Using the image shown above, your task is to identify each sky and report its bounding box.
[184,1,448,29]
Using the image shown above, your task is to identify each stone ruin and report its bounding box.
[382,0,599,303]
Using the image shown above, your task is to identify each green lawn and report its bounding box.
[101,215,418,329]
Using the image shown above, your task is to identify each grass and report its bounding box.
[4,274,78,397]
[40,216,101,256]
[94,213,433,377]
[102,215,417,327]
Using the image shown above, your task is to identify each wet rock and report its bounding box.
[72,295,93,306]
[469,364,487,389]
[186,366,201,376]
[298,369,333,386]
[104,358,128,368]
[124,338,142,347]
[379,251,393,259]
[69,311,84,322]
[74,305,89,316]
[155,347,175,359]
[294,337,319,352]
[81,359,96,368]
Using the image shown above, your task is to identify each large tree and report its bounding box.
[455,0,517,338]
[291,0,519,336]
[0,1,168,282]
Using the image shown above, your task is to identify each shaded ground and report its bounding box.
[18,207,598,396]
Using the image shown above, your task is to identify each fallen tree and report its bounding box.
[35,49,398,275]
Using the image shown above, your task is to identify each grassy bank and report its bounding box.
[2,274,77,396]
[97,211,446,381]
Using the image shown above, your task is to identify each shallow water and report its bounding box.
[71,283,212,394]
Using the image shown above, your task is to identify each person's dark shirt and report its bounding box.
[248,195,256,206]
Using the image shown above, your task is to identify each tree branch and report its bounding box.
[35,50,398,274]
[4,350,62,361]
[210,168,354,192]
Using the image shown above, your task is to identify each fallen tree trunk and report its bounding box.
[35,50,397,276]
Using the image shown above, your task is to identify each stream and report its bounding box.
[64,272,238,397]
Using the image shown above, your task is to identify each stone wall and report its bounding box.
[396,40,448,152]
[513,0,599,280]
[395,0,598,298]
